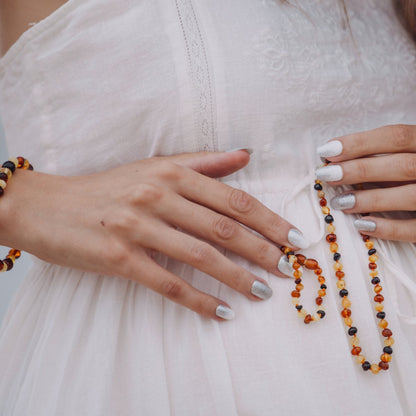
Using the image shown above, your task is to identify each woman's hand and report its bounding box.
[1,150,307,320]
[316,124,416,242]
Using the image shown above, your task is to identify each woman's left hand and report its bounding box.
[315,124,416,242]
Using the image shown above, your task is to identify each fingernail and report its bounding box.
[216,305,235,320]
[317,140,343,158]
[330,193,356,210]
[316,165,343,182]
[251,280,273,300]
[287,228,310,249]
[354,219,376,232]
[277,256,294,277]
[226,147,254,154]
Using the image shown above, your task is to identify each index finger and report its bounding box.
[317,124,416,162]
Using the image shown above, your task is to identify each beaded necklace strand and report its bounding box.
[281,175,394,374]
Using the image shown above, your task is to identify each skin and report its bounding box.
[324,124,416,242]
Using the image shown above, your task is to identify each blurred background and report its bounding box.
[0,118,32,326]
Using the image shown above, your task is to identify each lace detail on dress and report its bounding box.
[175,0,218,151]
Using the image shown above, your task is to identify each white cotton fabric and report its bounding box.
[0,0,416,414]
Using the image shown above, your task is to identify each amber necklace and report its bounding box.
[281,170,394,374]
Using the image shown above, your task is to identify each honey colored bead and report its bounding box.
[318,289,326,297]
[365,241,374,249]
[384,337,395,346]
[292,262,301,270]
[374,294,384,303]
[380,353,392,362]
[330,242,338,252]
[305,259,319,270]
[351,346,362,355]
[317,190,325,199]
[378,319,388,329]
[342,298,352,308]
[316,297,323,306]
[369,271,378,277]
[291,298,299,305]
[341,308,351,318]
[370,364,380,374]
[0,179,7,190]
[293,270,302,278]
[291,290,301,298]
[6,255,15,264]
[10,249,21,258]
[318,276,325,283]
[374,285,383,293]
[375,303,384,312]
[350,336,360,346]
[333,262,343,271]
[9,158,19,168]
[313,313,321,321]
[23,159,30,169]
[355,355,366,364]
[369,254,379,262]
[0,261,6,272]
[296,254,306,265]
[304,314,313,324]
[379,361,389,370]
[321,207,330,215]
[327,224,335,233]
[336,271,345,278]
[0,167,12,180]
[344,317,353,327]
[296,283,304,291]
[382,328,393,337]
[337,280,346,289]
[298,309,308,317]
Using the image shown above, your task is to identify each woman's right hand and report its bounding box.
[0,150,308,320]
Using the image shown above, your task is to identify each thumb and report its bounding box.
[161,149,252,178]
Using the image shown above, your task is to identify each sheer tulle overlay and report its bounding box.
[0,0,415,414]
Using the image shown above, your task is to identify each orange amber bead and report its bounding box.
[315,268,323,275]
[330,243,338,252]
[365,241,374,249]
[374,285,383,293]
[318,276,325,283]
[322,207,330,215]
[378,319,388,329]
[10,249,21,258]
[336,271,345,278]
[304,314,313,324]
[291,291,301,298]
[333,262,343,271]
[342,298,351,308]
[318,289,326,297]
[296,284,304,291]
[320,198,327,206]
[371,364,380,374]
[292,262,301,270]
[316,297,323,306]
[375,303,384,312]
[305,259,319,270]
[326,233,337,242]
[380,353,392,362]
[341,308,351,317]
[382,328,393,337]
[369,262,377,270]
[384,337,395,346]
[351,346,362,355]
[369,254,379,262]
[296,254,306,265]
[374,294,384,303]
[293,270,302,278]
[17,156,25,168]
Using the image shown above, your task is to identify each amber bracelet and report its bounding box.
[0,157,33,272]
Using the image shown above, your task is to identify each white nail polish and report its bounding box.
[287,228,310,249]
[216,305,235,320]
[226,147,254,154]
[316,165,343,182]
[330,193,356,210]
[317,140,343,158]
[277,256,294,277]
[354,219,376,232]
[251,281,273,299]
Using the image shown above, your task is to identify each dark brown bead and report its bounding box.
[0,187,4,197]
[341,308,351,318]
[296,254,306,265]
[291,290,301,298]
[369,262,377,270]
[319,198,327,207]
[326,233,337,243]
[17,157,25,168]
[362,235,370,242]
[3,258,13,270]
[336,271,345,278]
[374,294,384,303]
[351,346,362,355]
[294,278,302,284]
[316,296,323,305]
[28,164,34,171]
[379,361,389,370]
[0,173,8,182]
[382,328,393,337]
[304,314,313,324]
[305,258,318,270]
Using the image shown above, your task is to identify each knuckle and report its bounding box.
[212,216,238,241]
[407,185,416,208]
[161,279,184,300]
[129,183,163,206]
[391,124,413,150]
[188,242,215,266]
[255,241,277,264]
[402,155,416,179]
[355,160,369,180]
[155,161,183,182]
[107,209,139,233]
[388,223,401,241]
[229,189,256,215]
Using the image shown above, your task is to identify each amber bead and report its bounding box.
[355,355,366,364]
[362,235,370,242]
[317,310,325,318]
[365,241,374,249]
[371,276,380,285]
[291,290,301,298]
[327,224,335,233]
[336,271,345,278]
[3,258,13,271]
[305,259,318,270]
[0,179,6,190]
[330,242,338,252]
[322,207,330,215]
[2,161,16,172]
[17,156,25,168]
[370,364,380,374]
[317,190,325,199]
[350,336,360,346]
[294,278,302,284]
[319,198,327,206]
[292,262,301,270]
[384,337,395,346]
[341,308,351,317]
[369,254,379,262]
[11,249,21,259]
[351,346,362,355]
[293,270,302,278]
[23,159,30,169]
[325,215,334,223]
[379,361,389,370]
[337,280,346,289]
[318,276,325,283]
[304,314,313,324]
[0,173,8,182]
[296,283,304,291]
[314,182,322,190]
[369,262,377,270]
[314,268,323,275]
[383,346,393,354]
[342,298,352,308]
[333,252,341,261]
[375,303,384,312]
[344,317,353,327]
[318,289,326,297]
[380,353,392,362]
[376,311,386,319]
[378,319,388,329]
[316,297,323,305]
[348,326,357,336]
[362,361,371,371]
[374,294,384,303]
[326,233,337,243]
[333,262,343,271]
[295,254,305,265]
[0,187,3,197]
[382,328,393,337]
[374,285,383,294]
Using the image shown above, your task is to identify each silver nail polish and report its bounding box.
[277,256,294,277]
[287,228,310,249]
[226,147,254,154]
[354,219,376,232]
[317,140,343,158]
[216,305,235,320]
[316,165,343,182]
[330,193,356,210]
[251,280,273,300]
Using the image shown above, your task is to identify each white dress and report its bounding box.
[0,0,415,414]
